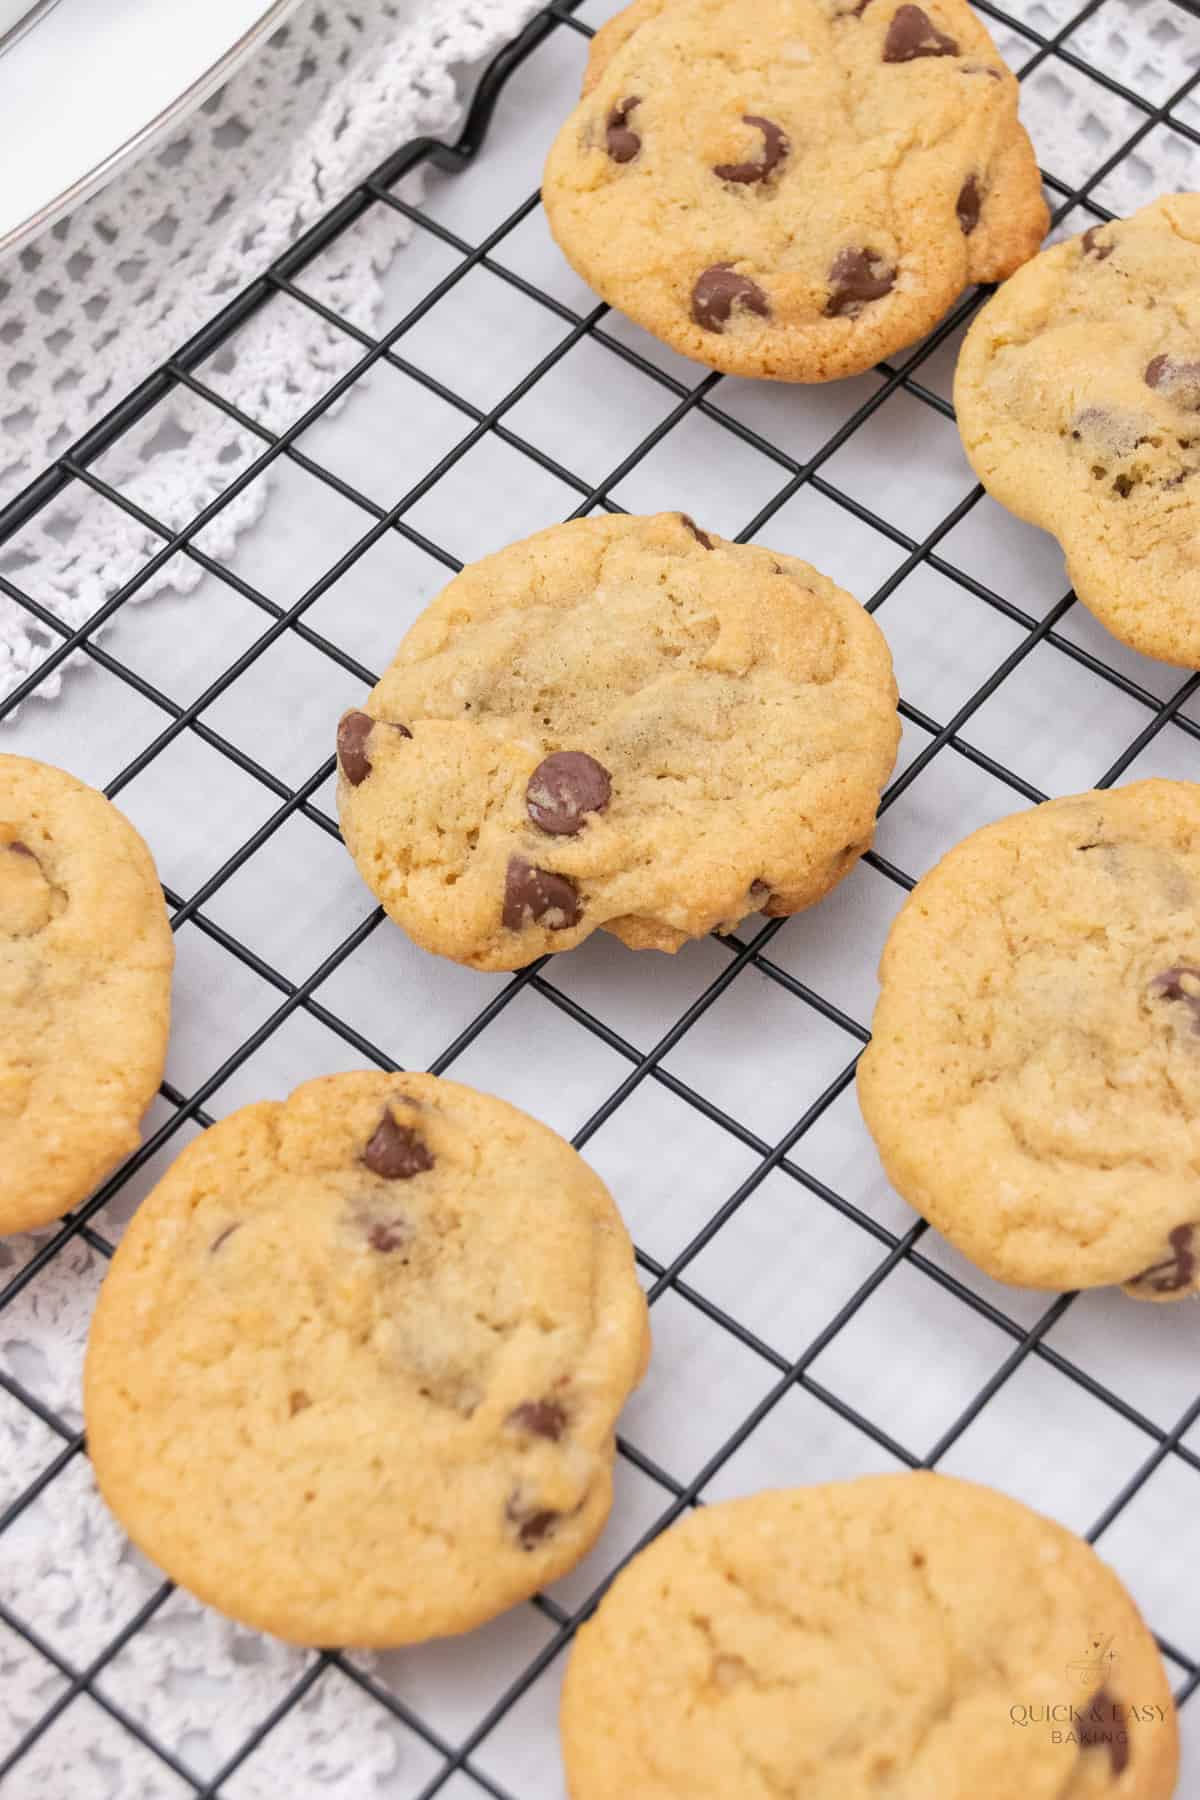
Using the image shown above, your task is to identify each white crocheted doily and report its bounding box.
[0,0,541,706]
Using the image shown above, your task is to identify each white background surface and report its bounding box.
[1,0,1200,1794]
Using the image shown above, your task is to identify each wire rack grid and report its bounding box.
[0,0,1199,1793]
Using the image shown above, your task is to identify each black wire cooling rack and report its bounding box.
[1,0,1200,1794]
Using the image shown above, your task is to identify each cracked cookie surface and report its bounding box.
[543,0,1047,381]
[561,1474,1177,1800]
[955,194,1200,668]
[84,1072,649,1647]
[0,754,173,1235]
[858,780,1200,1300]
[336,513,899,972]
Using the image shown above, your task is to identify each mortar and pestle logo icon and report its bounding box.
[1067,1633,1119,1688]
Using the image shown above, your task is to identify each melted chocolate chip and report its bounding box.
[367,1218,410,1253]
[956,174,982,236]
[1081,224,1113,261]
[1149,963,1200,1033]
[502,857,581,930]
[362,1111,434,1180]
[1130,1223,1198,1295]
[691,263,770,333]
[7,841,34,858]
[507,1399,567,1440]
[1070,406,1154,459]
[1083,1690,1130,1774]
[337,711,375,786]
[713,115,790,185]
[526,752,612,837]
[680,514,714,548]
[506,1494,560,1549]
[209,1223,241,1254]
[883,4,959,60]
[825,247,896,317]
[1145,355,1200,409]
[605,96,641,164]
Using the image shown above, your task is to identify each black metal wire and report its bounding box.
[1,0,1199,1792]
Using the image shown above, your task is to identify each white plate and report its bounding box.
[0,0,303,258]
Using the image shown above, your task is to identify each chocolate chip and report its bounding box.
[362,1111,434,1180]
[691,263,770,333]
[1149,963,1200,1033]
[605,96,641,164]
[883,5,959,60]
[506,1493,560,1549]
[956,173,982,235]
[507,1399,567,1440]
[289,1389,312,1416]
[7,841,33,858]
[210,1223,240,1254]
[1081,224,1113,261]
[367,1218,410,1253]
[825,247,896,317]
[502,857,581,930]
[1073,1690,1128,1773]
[680,514,714,548]
[714,115,790,185]
[526,752,612,837]
[337,711,375,786]
[1145,355,1200,409]
[1130,1224,1198,1296]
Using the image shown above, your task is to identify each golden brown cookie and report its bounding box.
[0,754,173,1236]
[335,513,899,971]
[859,780,1200,1300]
[84,1072,650,1647]
[543,0,1048,380]
[561,1474,1178,1798]
[955,195,1200,668]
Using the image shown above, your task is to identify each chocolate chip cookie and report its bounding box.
[336,513,899,971]
[859,780,1200,1300]
[561,1473,1178,1799]
[543,0,1048,381]
[0,754,173,1236]
[84,1072,650,1646]
[956,194,1200,667]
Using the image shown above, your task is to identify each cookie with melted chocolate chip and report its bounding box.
[84,1071,649,1646]
[542,0,1047,381]
[562,1474,1178,1799]
[0,754,173,1235]
[335,512,899,971]
[859,779,1200,1301]
[956,194,1200,667]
